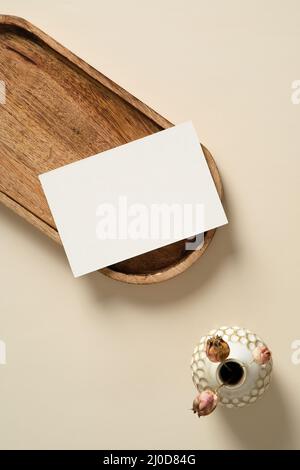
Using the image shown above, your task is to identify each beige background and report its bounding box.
[0,0,300,450]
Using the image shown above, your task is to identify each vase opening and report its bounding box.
[218,360,245,387]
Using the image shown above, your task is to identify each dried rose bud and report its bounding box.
[192,390,218,417]
[252,345,272,365]
[206,335,230,363]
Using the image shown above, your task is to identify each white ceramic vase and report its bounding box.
[191,326,272,409]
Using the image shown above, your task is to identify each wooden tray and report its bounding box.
[0,15,223,284]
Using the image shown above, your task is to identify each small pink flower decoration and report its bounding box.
[252,345,272,365]
[192,390,218,417]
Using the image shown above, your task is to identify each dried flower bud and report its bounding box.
[252,345,272,365]
[206,335,230,363]
[192,390,218,417]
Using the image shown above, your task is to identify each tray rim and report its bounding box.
[0,15,223,284]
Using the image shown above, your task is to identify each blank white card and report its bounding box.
[39,122,228,277]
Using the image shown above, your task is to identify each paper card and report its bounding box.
[39,122,227,277]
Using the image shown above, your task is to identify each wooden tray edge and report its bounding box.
[0,15,173,129]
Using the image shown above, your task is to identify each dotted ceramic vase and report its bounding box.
[191,326,273,409]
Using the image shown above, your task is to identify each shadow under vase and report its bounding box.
[219,374,295,449]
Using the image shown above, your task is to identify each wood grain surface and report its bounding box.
[0,15,223,284]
